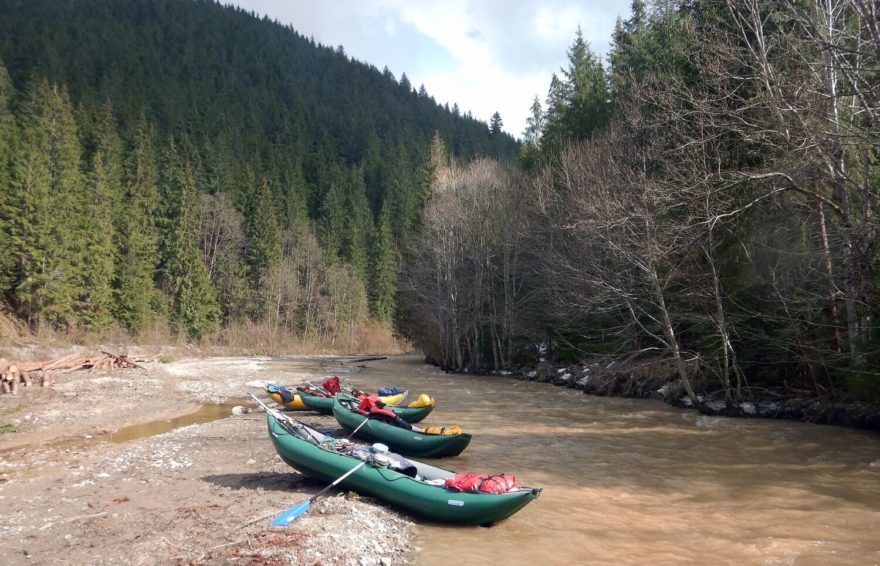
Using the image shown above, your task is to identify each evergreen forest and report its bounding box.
[0,0,878,405]
[0,0,516,346]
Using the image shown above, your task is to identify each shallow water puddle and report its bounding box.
[95,401,252,443]
[0,401,253,461]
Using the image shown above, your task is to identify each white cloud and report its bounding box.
[232,0,631,136]
[534,5,584,41]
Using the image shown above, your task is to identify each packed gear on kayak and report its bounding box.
[423,425,463,435]
[407,393,435,408]
[322,376,341,395]
[298,384,329,397]
[356,395,413,429]
[445,472,520,494]
[266,383,295,403]
[377,386,402,396]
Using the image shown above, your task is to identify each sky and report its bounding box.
[231,0,632,137]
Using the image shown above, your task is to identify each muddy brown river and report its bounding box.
[270,355,880,565]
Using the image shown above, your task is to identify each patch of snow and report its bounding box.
[740,402,757,415]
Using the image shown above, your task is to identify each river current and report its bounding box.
[274,355,880,565]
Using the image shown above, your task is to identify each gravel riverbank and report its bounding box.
[0,352,414,565]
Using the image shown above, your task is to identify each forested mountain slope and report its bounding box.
[0,0,516,343]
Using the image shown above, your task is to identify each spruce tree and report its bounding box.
[318,162,348,261]
[280,157,309,234]
[76,150,116,330]
[115,117,162,331]
[343,166,371,283]
[11,80,83,328]
[489,112,504,135]
[520,96,544,169]
[0,58,19,297]
[384,140,418,248]
[416,132,448,221]
[247,177,281,316]
[75,102,122,330]
[161,138,220,339]
[368,203,397,324]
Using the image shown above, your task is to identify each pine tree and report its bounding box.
[77,150,116,329]
[160,137,220,339]
[561,28,610,140]
[115,117,162,331]
[202,132,236,196]
[318,162,347,261]
[489,112,504,135]
[416,132,448,223]
[247,177,281,316]
[384,140,417,248]
[11,80,83,328]
[520,96,544,169]
[0,58,19,297]
[523,97,544,145]
[75,102,122,330]
[543,74,566,148]
[399,72,412,94]
[368,203,397,324]
[276,156,309,233]
[341,166,371,282]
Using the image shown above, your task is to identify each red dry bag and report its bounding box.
[444,472,489,492]
[478,474,520,494]
[322,376,341,395]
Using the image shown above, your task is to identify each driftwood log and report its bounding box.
[1,351,160,394]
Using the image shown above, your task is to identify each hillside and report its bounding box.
[0,0,516,343]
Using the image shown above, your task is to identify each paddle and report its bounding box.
[249,392,298,430]
[249,393,371,525]
[271,414,375,526]
[345,409,371,440]
[270,459,366,525]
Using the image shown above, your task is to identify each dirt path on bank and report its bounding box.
[0,354,412,565]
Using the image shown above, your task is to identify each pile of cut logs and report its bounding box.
[0,352,160,394]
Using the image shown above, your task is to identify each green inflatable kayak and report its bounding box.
[332,395,472,457]
[264,412,540,525]
[386,399,434,424]
[300,391,431,423]
[297,389,336,414]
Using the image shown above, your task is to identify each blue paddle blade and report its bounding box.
[270,500,311,526]
[320,428,341,434]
